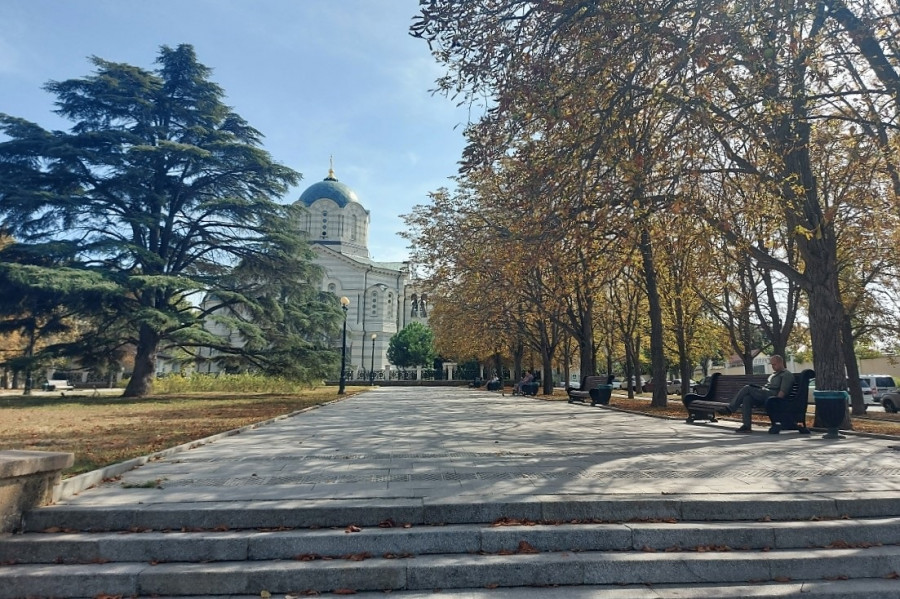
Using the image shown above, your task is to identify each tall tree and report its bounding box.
[0,45,331,396]
[388,322,437,369]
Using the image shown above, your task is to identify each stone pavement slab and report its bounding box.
[50,387,900,509]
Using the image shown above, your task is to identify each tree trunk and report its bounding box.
[841,313,866,415]
[578,300,595,378]
[124,324,160,397]
[806,271,849,429]
[623,339,635,399]
[631,335,642,398]
[640,229,667,407]
[541,351,553,395]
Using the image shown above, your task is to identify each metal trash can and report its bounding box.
[591,384,613,406]
[813,390,849,440]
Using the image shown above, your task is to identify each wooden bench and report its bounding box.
[683,369,815,434]
[41,378,74,391]
[568,375,615,405]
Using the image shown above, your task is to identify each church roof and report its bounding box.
[298,168,360,208]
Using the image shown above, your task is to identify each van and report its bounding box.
[857,375,898,402]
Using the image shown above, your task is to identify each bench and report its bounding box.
[568,375,615,405]
[683,369,815,434]
[41,378,74,391]
[520,379,540,396]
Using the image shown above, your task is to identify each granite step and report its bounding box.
[3,517,899,565]
[1,545,899,598]
[20,492,900,532]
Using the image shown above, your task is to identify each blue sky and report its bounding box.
[0,0,472,262]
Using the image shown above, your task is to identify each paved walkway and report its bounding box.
[49,386,900,510]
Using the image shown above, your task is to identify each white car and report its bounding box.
[857,375,898,402]
[807,379,877,406]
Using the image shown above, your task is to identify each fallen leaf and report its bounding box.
[343,552,372,561]
[294,554,322,561]
[260,591,271,599]
[379,519,396,528]
[345,525,362,533]
[333,590,357,595]
[517,541,539,554]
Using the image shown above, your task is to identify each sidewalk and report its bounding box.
[50,386,900,509]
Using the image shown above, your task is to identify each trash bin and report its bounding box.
[591,384,613,406]
[813,390,849,440]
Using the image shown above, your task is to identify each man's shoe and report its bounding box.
[768,424,782,434]
[717,406,733,415]
[734,425,752,433]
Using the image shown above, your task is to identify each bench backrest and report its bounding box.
[579,375,614,391]
[699,373,771,402]
[782,369,815,408]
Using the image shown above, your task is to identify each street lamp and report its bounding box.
[370,333,377,385]
[338,296,350,395]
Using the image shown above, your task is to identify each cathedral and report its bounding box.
[295,165,428,379]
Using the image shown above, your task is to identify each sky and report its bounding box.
[0,0,474,262]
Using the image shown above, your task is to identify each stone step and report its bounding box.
[98,580,900,599]
[3,517,898,565]
[21,492,900,532]
[1,545,898,598]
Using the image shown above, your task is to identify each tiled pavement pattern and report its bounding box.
[55,386,900,507]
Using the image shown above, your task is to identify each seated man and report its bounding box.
[718,355,794,433]
[513,370,534,395]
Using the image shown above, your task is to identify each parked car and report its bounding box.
[666,379,697,395]
[622,376,648,392]
[857,375,898,402]
[807,379,877,406]
[882,391,900,413]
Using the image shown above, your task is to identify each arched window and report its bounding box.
[420,294,428,317]
[410,294,418,317]
[328,283,336,293]
[351,214,358,241]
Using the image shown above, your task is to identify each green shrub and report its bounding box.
[152,373,316,394]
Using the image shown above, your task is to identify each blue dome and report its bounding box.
[298,173,360,208]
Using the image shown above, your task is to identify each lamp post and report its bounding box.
[370,333,376,385]
[338,296,350,395]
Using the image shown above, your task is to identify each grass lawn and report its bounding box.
[0,387,366,476]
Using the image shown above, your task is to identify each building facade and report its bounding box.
[295,166,427,378]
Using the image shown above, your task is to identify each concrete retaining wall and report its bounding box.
[0,450,73,533]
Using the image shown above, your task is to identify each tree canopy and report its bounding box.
[0,44,340,396]
[387,321,437,369]
[407,0,900,410]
